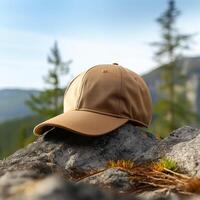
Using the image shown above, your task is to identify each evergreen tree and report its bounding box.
[151,0,198,137]
[26,41,72,118]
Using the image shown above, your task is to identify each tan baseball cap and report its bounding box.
[34,63,152,136]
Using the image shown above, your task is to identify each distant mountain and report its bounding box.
[143,56,200,115]
[0,89,39,122]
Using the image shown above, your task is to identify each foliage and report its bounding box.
[0,115,44,159]
[153,157,178,172]
[151,0,192,62]
[26,41,72,118]
[150,0,199,137]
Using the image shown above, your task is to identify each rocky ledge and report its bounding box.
[0,123,200,200]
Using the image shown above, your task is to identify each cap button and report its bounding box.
[112,63,119,65]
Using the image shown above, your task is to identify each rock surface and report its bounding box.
[79,168,133,192]
[166,132,200,177]
[0,123,158,179]
[0,174,137,200]
[140,126,200,176]
[1,124,200,200]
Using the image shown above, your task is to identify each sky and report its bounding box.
[0,0,200,89]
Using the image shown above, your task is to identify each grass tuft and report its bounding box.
[107,160,134,170]
[153,157,178,172]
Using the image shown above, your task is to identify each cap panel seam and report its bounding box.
[76,107,128,119]
[76,65,99,109]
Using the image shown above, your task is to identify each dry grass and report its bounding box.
[105,159,200,196]
[184,179,200,194]
[75,158,200,196]
[107,160,135,170]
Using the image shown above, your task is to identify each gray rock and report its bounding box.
[0,171,196,200]
[140,126,200,177]
[137,188,200,200]
[0,174,138,200]
[78,168,133,192]
[0,123,158,199]
[137,188,180,200]
[2,124,200,199]
[0,123,158,179]
[166,133,200,177]
[139,126,200,162]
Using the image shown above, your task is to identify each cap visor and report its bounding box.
[34,110,128,136]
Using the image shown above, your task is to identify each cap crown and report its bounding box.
[64,64,152,127]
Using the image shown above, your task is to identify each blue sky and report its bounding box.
[0,0,200,89]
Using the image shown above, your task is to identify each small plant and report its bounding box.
[153,157,178,172]
[107,160,134,170]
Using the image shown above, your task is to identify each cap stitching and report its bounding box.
[77,107,128,119]
[76,108,148,127]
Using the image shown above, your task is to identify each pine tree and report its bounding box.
[26,41,72,118]
[151,0,199,137]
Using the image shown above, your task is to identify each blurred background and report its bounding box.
[0,0,200,159]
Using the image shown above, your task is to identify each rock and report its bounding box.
[0,123,158,179]
[0,123,158,199]
[0,174,137,200]
[137,189,200,200]
[166,133,200,177]
[78,168,133,192]
[139,126,200,162]
[137,188,180,200]
[1,124,200,200]
[0,171,197,200]
[140,126,200,176]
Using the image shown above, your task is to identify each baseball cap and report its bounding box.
[34,63,152,136]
